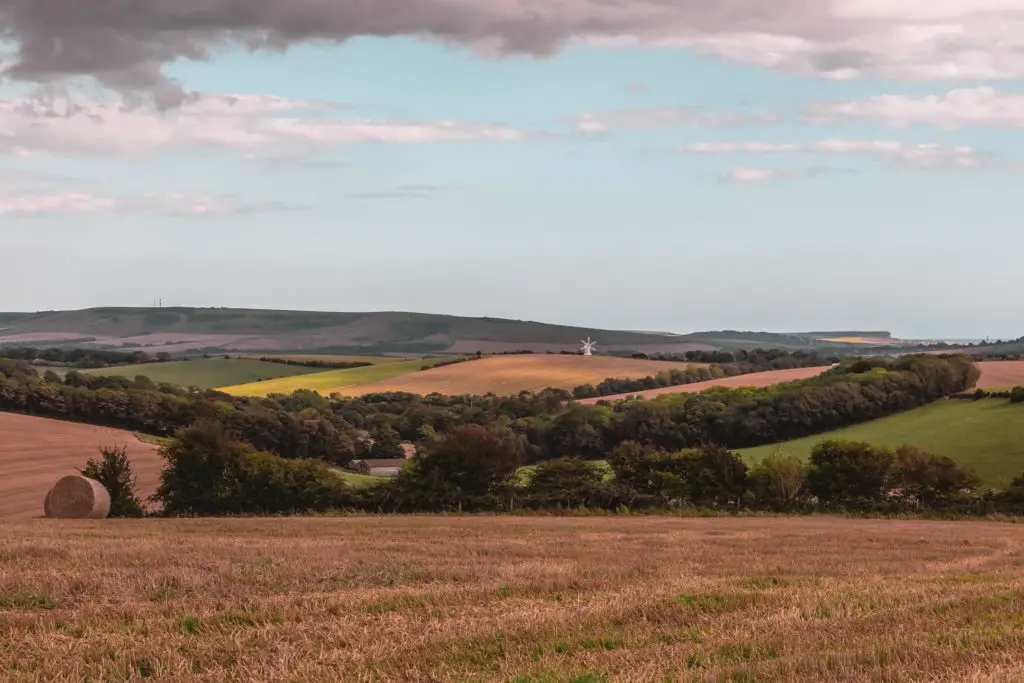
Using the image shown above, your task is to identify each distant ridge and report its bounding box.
[0,307,923,355]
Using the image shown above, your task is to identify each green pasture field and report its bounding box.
[80,359,320,391]
[740,399,1024,487]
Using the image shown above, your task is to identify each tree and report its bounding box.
[806,440,894,507]
[889,445,979,507]
[1010,387,1024,404]
[526,458,605,508]
[413,424,525,500]
[153,420,252,516]
[750,451,807,511]
[80,445,144,518]
[672,445,749,509]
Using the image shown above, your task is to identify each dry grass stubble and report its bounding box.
[2,517,1024,682]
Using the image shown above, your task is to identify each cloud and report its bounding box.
[573,107,765,133]
[722,166,847,184]
[681,139,983,168]
[0,187,295,216]
[2,1,1024,104]
[0,88,530,157]
[807,87,1024,129]
[347,184,442,200]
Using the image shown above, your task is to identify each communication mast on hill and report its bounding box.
[581,337,597,356]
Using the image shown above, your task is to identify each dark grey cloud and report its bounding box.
[0,0,836,106]
[3,1,1023,107]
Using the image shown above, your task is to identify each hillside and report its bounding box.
[741,399,1024,487]
[0,413,163,518]
[0,307,927,355]
[975,361,1024,389]
[219,357,460,397]
[79,358,320,390]
[577,366,832,404]
[0,307,703,355]
[341,355,703,397]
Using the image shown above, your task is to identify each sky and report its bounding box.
[1,1,1023,339]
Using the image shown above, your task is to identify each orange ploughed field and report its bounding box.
[0,413,163,518]
[976,361,1024,390]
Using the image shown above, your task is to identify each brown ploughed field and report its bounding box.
[348,354,705,397]
[0,413,163,518]
[976,361,1024,389]
[577,366,831,404]
[3,516,1024,682]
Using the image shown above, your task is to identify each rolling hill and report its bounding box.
[0,413,164,518]
[576,366,832,404]
[0,307,918,355]
[740,399,1024,487]
[218,357,461,397]
[341,355,705,397]
[78,358,320,390]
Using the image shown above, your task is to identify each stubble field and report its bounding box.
[3,516,1024,682]
[0,413,162,518]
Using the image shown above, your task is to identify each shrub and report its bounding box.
[1010,386,1024,404]
[525,458,605,508]
[80,445,143,518]
[889,445,979,508]
[750,451,808,511]
[154,421,349,516]
[806,440,894,508]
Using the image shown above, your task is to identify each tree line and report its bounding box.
[571,349,835,399]
[0,346,169,369]
[0,353,979,472]
[93,422,1024,518]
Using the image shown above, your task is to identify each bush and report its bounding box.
[750,451,808,511]
[153,421,349,516]
[80,445,144,518]
[525,458,606,508]
[1010,386,1024,404]
[889,445,979,508]
[806,440,894,508]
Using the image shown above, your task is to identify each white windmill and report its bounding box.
[580,337,597,356]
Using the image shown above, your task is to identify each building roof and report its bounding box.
[355,459,407,469]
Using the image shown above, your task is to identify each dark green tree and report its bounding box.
[80,445,144,518]
[806,440,894,507]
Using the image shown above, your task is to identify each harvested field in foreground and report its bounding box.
[3,516,1024,682]
[0,413,163,518]
[345,354,703,397]
[976,361,1024,389]
[577,366,831,405]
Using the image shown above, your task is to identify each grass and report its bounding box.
[4,516,1024,681]
[343,355,705,397]
[741,399,1024,487]
[243,354,410,365]
[80,359,319,390]
[332,469,388,488]
[218,357,464,397]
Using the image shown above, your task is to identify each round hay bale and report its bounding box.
[44,476,111,519]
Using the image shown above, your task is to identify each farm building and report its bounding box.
[348,459,406,477]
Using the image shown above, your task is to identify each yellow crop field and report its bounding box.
[244,354,409,365]
[345,354,702,397]
[218,357,461,397]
